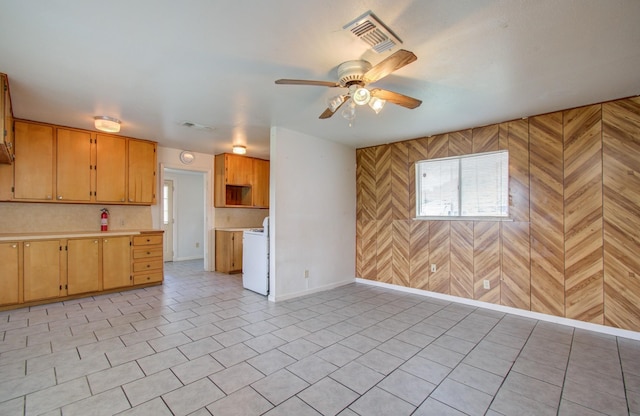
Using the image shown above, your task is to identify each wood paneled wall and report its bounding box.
[356,97,640,332]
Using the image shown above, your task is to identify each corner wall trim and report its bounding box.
[356,278,640,341]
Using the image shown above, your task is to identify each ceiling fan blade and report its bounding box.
[370,88,422,109]
[362,49,417,84]
[319,96,348,119]
[275,79,341,87]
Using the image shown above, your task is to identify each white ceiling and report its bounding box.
[1,1,639,160]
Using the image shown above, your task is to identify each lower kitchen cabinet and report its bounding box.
[0,242,20,306]
[0,231,163,311]
[132,232,164,284]
[215,230,243,273]
[23,240,61,302]
[67,238,100,295]
[103,236,133,290]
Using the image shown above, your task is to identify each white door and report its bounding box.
[163,180,174,261]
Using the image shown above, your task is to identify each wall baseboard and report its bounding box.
[356,278,640,341]
[269,279,354,303]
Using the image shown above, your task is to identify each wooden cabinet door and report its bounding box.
[0,75,14,200]
[24,240,61,301]
[232,231,243,271]
[226,154,253,185]
[56,128,92,202]
[103,236,131,289]
[67,238,100,295]
[0,242,20,305]
[128,139,156,204]
[216,230,243,273]
[13,121,55,200]
[96,134,126,203]
[253,158,270,208]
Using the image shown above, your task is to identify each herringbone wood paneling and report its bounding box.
[410,221,430,290]
[376,145,391,222]
[529,112,565,317]
[359,220,377,280]
[429,134,449,159]
[507,119,530,222]
[376,220,393,284]
[356,148,376,221]
[449,130,472,156]
[473,125,499,153]
[501,222,531,309]
[474,222,501,303]
[392,220,411,287]
[429,221,450,294]
[603,97,640,331]
[450,221,474,299]
[355,96,640,332]
[409,138,430,219]
[391,143,410,220]
[356,219,362,277]
[564,105,604,324]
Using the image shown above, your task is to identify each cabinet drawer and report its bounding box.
[133,247,163,259]
[132,235,163,246]
[133,259,163,273]
[133,271,163,285]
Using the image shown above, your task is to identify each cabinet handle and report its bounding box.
[147,251,151,255]
[121,198,125,202]
[94,240,98,244]
[104,239,108,243]
[25,243,30,247]
[146,264,150,268]
[11,244,16,248]
[57,195,63,200]
[46,195,52,200]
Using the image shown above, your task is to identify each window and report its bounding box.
[416,150,509,219]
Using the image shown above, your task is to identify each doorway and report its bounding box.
[163,168,206,264]
[163,179,174,261]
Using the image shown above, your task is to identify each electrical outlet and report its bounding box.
[304,269,309,278]
[430,264,437,273]
[483,280,490,290]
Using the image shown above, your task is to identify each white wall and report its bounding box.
[164,170,205,261]
[269,127,356,301]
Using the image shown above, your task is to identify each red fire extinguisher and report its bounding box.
[100,208,109,231]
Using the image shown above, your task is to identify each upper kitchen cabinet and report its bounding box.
[252,158,270,208]
[128,139,157,204]
[5,119,157,205]
[96,134,126,203]
[13,120,55,200]
[214,153,269,208]
[0,73,14,164]
[56,128,92,202]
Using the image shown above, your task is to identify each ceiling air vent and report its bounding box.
[179,121,214,131]
[343,11,402,53]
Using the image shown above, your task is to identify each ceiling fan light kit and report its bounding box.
[275,48,421,124]
[94,116,121,133]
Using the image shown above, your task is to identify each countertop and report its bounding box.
[215,227,263,232]
[0,229,163,242]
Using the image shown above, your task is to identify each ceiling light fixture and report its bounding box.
[94,116,121,133]
[368,96,386,114]
[232,145,247,155]
[328,95,345,112]
[352,87,371,105]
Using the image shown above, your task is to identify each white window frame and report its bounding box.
[415,150,510,221]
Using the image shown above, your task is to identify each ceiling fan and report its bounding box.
[275,49,422,121]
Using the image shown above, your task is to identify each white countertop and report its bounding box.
[215,227,263,232]
[0,229,162,242]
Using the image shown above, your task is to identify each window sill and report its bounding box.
[414,216,513,222]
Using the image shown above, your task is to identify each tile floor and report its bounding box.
[1,259,639,416]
